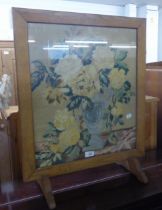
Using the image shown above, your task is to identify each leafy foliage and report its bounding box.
[45,67,61,88]
[31,70,45,91]
[67,95,94,111]
[61,85,73,96]
[43,122,63,143]
[31,60,61,91]
[116,81,132,104]
[73,46,95,66]
[31,60,47,91]
[111,49,129,75]
[104,105,124,129]
[63,145,81,162]
[67,95,82,110]
[114,114,124,125]
[112,49,128,62]
[36,151,63,167]
[99,71,109,88]
[51,58,59,65]
[82,58,92,65]
[118,95,130,104]
[80,129,91,146]
[108,132,118,145]
[36,144,81,168]
[124,81,131,91]
[82,97,94,110]
[114,62,129,75]
[32,60,47,72]
[99,68,111,93]
[34,43,136,165]
[63,145,76,155]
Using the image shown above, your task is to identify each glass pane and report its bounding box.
[28,23,137,169]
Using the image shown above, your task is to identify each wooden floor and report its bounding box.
[1,149,162,210]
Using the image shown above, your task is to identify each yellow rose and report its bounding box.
[111,102,124,116]
[58,126,80,152]
[50,125,80,153]
[50,144,61,153]
[54,109,76,130]
[71,65,100,98]
[53,109,80,152]
[55,55,82,83]
[44,87,67,105]
[109,68,126,89]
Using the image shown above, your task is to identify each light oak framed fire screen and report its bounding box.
[12,7,146,181]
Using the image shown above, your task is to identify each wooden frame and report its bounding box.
[12,7,146,181]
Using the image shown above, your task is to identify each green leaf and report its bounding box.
[108,105,112,111]
[63,145,76,155]
[108,132,118,145]
[36,152,54,160]
[31,70,45,91]
[82,97,94,110]
[40,159,53,168]
[35,153,42,160]
[113,115,124,126]
[67,96,83,111]
[45,75,61,88]
[32,60,47,72]
[39,153,49,160]
[61,85,73,96]
[43,122,63,142]
[80,129,91,146]
[63,145,80,161]
[114,50,128,62]
[118,114,123,119]
[110,113,114,121]
[99,71,109,88]
[114,116,119,125]
[102,68,111,76]
[114,62,129,75]
[124,81,131,91]
[67,96,94,111]
[53,153,63,164]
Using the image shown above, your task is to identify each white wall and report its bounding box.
[146,6,158,63]
[0,0,123,40]
[0,4,13,40]
[138,5,159,63]
[124,4,137,17]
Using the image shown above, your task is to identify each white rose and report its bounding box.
[92,46,114,70]
[55,55,82,83]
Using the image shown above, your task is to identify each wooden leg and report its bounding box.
[118,158,148,184]
[37,176,56,209]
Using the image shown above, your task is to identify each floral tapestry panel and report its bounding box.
[28,23,137,168]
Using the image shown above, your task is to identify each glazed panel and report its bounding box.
[28,23,137,168]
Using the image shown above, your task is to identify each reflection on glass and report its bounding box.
[28,23,137,168]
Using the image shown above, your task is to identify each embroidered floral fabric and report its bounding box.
[28,23,137,168]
